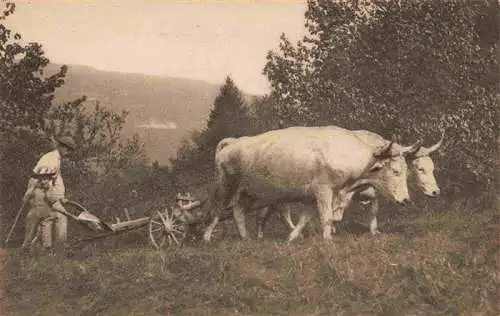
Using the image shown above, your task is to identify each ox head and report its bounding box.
[368,139,422,205]
[405,132,444,197]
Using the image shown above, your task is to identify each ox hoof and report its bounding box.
[322,233,334,240]
[333,213,343,222]
[288,233,300,243]
[331,226,337,235]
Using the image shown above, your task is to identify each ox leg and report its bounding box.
[256,206,271,239]
[203,216,220,242]
[368,198,381,235]
[258,204,297,240]
[288,210,312,242]
[332,191,355,222]
[281,205,296,229]
[233,202,249,240]
[356,187,380,234]
[276,204,301,237]
[316,188,335,240]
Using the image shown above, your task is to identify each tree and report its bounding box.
[247,95,283,134]
[0,1,148,238]
[168,77,253,190]
[264,0,498,191]
[0,2,76,133]
[202,76,250,149]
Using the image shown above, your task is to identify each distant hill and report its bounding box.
[47,64,226,165]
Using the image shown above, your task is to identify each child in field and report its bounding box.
[20,166,60,251]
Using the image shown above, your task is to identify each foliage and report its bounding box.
[0,1,148,240]
[264,0,499,192]
[0,1,69,132]
[246,95,283,134]
[201,76,251,150]
[168,76,252,192]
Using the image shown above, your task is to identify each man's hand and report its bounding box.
[180,200,201,211]
[60,197,69,204]
[21,188,35,205]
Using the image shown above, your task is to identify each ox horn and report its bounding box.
[419,130,445,156]
[402,139,423,157]
[374,140,395,159]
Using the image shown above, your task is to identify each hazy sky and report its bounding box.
[6,0,307,94]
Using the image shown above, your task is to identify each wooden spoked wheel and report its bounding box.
[148,208,186,249]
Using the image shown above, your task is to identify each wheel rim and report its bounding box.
[149,208,186,249]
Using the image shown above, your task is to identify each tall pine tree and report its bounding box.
[169,76,251,189]
[202,76,249,150]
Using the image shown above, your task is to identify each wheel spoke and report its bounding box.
[170,226,183,233]
[149,207,186,249]
[156,211,164,223]
[157,211,169,227]
[170,232,180,245]
[173,222,185,230]
[159,236,166,246]
[173,230,185,238]
[166,208,174,221]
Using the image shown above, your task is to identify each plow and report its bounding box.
[5,195,210,250]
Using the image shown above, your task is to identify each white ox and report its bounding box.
[202,126,422,242]
[256,130,444,237]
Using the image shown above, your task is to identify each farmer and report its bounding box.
[21,135,75,252]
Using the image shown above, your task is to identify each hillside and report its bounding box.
[47,64,225,164]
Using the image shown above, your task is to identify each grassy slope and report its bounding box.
[3,203,499,316]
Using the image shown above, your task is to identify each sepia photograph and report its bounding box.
[0,0,498,315]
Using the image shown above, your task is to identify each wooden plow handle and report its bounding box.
[64,200,115,232]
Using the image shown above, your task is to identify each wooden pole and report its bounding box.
[4,200,27,246]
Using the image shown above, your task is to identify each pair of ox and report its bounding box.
[202,126,443,242]
[255,129,443,239]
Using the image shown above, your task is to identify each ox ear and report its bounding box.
[402,139,423,157]
[368,161,384,172]
[374,140,395,159]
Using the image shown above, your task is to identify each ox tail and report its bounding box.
[219,174,241,209]
[215,137,237,154]
[214,158,242,210]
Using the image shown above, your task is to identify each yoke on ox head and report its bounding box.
[369,139,423,205]
[405,131,444,197]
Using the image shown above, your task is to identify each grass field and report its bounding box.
[2,199,499,316]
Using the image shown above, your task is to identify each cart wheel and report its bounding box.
[148,208,186,249]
